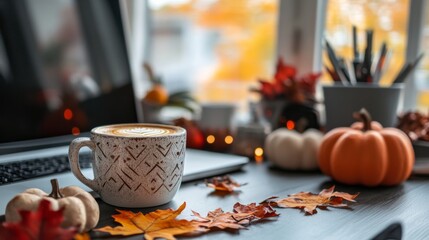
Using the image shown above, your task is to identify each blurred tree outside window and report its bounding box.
[148,0,278,109]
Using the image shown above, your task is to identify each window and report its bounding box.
[148,0,278,108]
[126,0,424,115]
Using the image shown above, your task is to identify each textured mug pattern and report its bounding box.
[69,124,186,208]
[94,135,185,205]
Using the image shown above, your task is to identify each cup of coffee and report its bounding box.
[68,123,186,208]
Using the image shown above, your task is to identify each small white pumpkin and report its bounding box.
[265,128,324,170]
[5,179,99,232]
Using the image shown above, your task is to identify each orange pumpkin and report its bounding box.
[318,109,414,187]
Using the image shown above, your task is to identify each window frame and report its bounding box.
[403,0,427,111]
[276,0,327,74]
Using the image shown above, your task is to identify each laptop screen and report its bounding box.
[0,0,138,145]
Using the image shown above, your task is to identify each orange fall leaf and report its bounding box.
[264,186,359,215]
[192,202,278,230]
[192,208,246,230]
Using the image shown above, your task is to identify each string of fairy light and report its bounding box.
[205,134,264,162]
[63,108,80,136]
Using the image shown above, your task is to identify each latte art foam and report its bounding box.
[116,127,171,137]
[94,124,178,137]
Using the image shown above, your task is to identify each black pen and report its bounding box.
[352,26,362,82]
[392,63,411,84]
[325,65,340,82]
[373,42,387,84]
[325,40,349,85]
[393,53,424,84]
[338,58,352,83]
[361,29,373,83]
[353,25,359,61]
[353,61,362,83]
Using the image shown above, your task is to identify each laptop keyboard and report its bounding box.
[0,154,92,185]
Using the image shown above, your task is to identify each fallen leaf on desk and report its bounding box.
[96,201,278,239]
[0,199,78,240]
[192,202,278,230]
[95,202,205,240]
[233,202,279,220]
[205,175,245,192]
[263,186,359,215]
[192,208,246,230]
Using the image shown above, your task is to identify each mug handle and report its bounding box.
[68,137,99,192]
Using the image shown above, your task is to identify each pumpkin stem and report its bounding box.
[48,179,64,199]
[353,108,372,131]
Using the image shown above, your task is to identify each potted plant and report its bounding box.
[251,58,321,131]
[141,63,199,123]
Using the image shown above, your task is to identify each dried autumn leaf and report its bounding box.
[0,199,78,240]
[233,202,279,220]
[265,186,359,215]
[193,202,278,230]
[205,175,245,192]
[192,208,246,230]
[95,202,205,240]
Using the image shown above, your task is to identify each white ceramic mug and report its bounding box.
[68,123,186,208]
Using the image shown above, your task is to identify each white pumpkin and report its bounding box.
[5,179,99,232]
[265,128,324,170]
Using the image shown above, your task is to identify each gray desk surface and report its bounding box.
[3,162,429,239]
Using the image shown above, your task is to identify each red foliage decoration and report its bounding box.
[0,199,78,240]
[252,58,321,103]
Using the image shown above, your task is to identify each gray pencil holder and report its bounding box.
[323,83,404,131]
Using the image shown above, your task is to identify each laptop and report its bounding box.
[0,0,247,214]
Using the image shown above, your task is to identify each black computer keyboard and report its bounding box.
[0,154,92,185]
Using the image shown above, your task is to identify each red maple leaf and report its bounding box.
[299,72,322,95]
[0,199,78,240]
[274,58,297,82]
[257,80,277,99]
[255,58,320,102]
